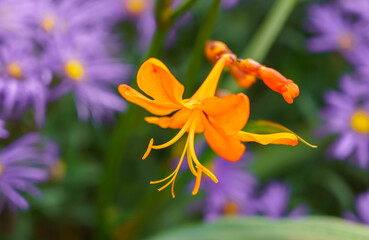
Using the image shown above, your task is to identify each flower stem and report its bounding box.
[183,0,221,96]
[242,0,297,61]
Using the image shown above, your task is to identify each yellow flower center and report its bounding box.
[65,60,85,82]
[50,160,66,181]
[223,201,239,215]
[42,15,55,33]
[351,110,369,134]
[338,33,354,50]
[6,62,22,79]
[125,0,147,15]
[0,162,3,176]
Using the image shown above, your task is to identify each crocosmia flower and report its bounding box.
[205,40,300,103]
[119,55,309,197]
[320,75,369,168]
[0,133,59,211]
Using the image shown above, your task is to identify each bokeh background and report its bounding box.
[1,0,369,239]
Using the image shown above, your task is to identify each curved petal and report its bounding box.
[200,93,250,134]
[118,84,181,116]
[236,131,298,146]
[145,109,204,132]
[191,58,226,100]
[258,67,299,104]
[137,58,184,105]
[203,115,245,162]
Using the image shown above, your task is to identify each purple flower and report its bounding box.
[0,41,52,126]
[30,0,111,39]
[0,0,33,40]
[107,0,156,50]
[306,1,369,64]
[47,36,131,122]
[338,0,369,20]
[221,0,241,10]
[320,74,369,168]
[343,189,369,225]
[0,133,59,212]
[256,181,308,219]
[0,119,8,139]
[196,152,258,221]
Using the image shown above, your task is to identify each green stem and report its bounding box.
[242,0,297,61]
[96,107,137,240]
[144,27,168,60]
[183,0,221,96]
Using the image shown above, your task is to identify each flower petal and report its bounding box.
[258,67,299,104]
[200,93,250,134]
[137,58,184,105]
[145,109,204,132]
[191,58,226,100]
[203,115,245,162]
[118,84,181,116]
[236,131,298,146]
[243,120,317,148]
[230,66,256,88]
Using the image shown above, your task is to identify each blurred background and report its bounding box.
[0,0,369,239]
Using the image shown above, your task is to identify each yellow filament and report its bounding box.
[65,60,85,82]
[192,168,202,195]
[151,118,193,150]
[188,112,218,183]
[0,163,3,176]
[187,146,197,176]
[142,138,153,160]
[6,62,22,79]
[351,110,369,134]
[150,137,189,198]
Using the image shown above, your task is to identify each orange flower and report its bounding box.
[118,57,303,197]
[205,40,300,103]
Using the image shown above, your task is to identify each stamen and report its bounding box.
[151,137,189,198]
[188,112,218,183]
[142,138,154,160]
[187,147,197,176]
[192,168,202,195]
[151,114,193,150]
[150,171,176,184]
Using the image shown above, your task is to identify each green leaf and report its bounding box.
[147,216,369,240]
